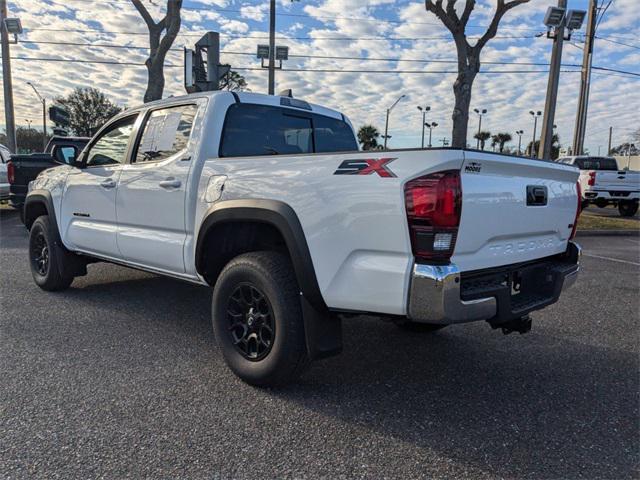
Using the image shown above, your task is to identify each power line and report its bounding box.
[595,36,640,50]
[22,39,640,76]
[25,27,538,42]
[4,56,585,75]
[19,40,585,67]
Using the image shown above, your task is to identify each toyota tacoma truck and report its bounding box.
[23,91,582,386]
[558,155,639,216]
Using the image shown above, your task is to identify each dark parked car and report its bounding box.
[8,136,89,215]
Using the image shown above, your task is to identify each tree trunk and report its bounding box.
[451,68,476,149]
[144,62,165,103]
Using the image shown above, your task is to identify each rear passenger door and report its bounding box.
[115,103,198,273]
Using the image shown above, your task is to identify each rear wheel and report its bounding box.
[618,201,638,217]
[211,251,309,387]
[29,215,74,291]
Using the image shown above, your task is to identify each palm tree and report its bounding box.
[527,133,560,159]
[491,132,513,153]
[358,125,381,151]
[474,131,491,150]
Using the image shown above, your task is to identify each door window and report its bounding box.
[134,104,198,163]
[85,115,137,167]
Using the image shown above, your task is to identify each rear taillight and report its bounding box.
[7,161,14,184]
[570,181,581,240]
[588,171,596,186]
[405,170,461,262]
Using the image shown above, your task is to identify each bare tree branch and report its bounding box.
[475,0,530,51]
[131,0,156,30]
[460,0,475,27]
[425,0,458,33]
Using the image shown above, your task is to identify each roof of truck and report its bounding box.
[132,91,345,121]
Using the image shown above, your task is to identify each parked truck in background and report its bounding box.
[8,136,90,215]
[23,91,582,386]
[558,156,640,217]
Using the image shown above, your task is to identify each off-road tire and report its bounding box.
[618,201,638,217]
[212,251,309,387]
[29,215,74,291]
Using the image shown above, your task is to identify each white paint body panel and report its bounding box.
[60,166,122,257]
[32,91,580,317]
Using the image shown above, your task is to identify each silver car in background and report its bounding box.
[0,144,10,201]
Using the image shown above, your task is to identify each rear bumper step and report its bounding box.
[408,241,581,325]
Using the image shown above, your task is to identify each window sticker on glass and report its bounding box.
[136,105,197,163]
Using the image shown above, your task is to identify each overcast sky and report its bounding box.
[2,0,639,154]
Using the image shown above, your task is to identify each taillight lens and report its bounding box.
[570,181,582,240]
[588,171,596,186]
[405,170,461,261]
[7,161,14,184]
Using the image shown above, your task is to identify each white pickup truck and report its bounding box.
[558,156,640,217]
[24,91,582,386]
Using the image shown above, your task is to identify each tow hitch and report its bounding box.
[491,315,532,335]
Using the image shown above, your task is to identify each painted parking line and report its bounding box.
[582,252,640,267]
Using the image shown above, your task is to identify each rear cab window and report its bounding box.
[574,157,618,171]
[219,103,357,158]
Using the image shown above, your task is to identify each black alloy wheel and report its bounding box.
[30,230,50,277]
[226,283,275,361]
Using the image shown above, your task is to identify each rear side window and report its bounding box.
[574,157,618,171]
[314,115,358,153]
[135,104,197,163]
[219,103,357,157]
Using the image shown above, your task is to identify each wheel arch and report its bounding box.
[195,199,327,314]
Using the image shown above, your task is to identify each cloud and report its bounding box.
[1,0,638,156]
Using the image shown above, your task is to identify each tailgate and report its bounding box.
[453,152,579,271]
[594,171,640,191]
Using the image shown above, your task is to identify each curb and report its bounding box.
[576,229,640,237]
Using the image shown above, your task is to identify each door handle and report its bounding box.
[159,178,181,189]
[100,179,116,189]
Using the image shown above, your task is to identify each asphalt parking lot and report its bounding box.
[1,207,638,479]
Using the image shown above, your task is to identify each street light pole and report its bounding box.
[426,122,438,148]
[530,111,541,157]
[267,0,276,95]
[1,0,17,152]
[516,130,524,155]
[473,108,487,149]
[384,94,406,149]
[572,0,597,156]
[417,105,430,149]
[538,0,567,160]
[27,81,47,150]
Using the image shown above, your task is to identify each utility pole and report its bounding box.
[607,126,613,155]
[267,0,276,95]
[572,0,597,156]
[538,0,566,160]
[1,0,17,152]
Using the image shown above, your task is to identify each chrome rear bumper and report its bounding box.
[408,242,581,325]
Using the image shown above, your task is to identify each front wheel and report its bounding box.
[29,215,74,291]
[211,251,309,387]
[618,201,638,217]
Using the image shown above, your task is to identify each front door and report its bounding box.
[115,104,198,273]
[60,114,138,258]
